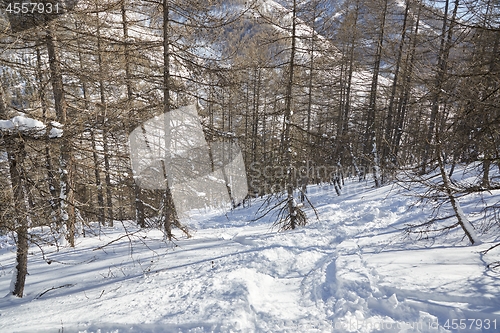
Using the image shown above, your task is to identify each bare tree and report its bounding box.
[45,23,76,246]
[421,0,460,173]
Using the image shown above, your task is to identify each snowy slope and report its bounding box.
[1,171,500,333]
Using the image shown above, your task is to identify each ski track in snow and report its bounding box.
[1,173,500,333]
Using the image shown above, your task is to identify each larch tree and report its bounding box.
[421,0,460,173]
[0,79,30,297]
[45,21,76,246]
[363,0,388,188]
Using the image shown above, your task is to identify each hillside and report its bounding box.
[1,0,499,331]
[1,167,500,332]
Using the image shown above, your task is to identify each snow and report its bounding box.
[0,116,45,132]
[8,265,17,295]
[49,121,64,139]
[455,199,482,245]
[0,116,63,138]
[0,119,14,130]
[1,170,500,333]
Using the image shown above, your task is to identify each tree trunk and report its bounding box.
[382,0,410,175]
[163,0,173,239]
[437,143,481,245]
[75,29,106,226]
[1,83,29,297]
[8,140,29,297]
[102,110,114,227]
[252,67,260,165]
[95,10,114,227]
[36,46,61,222]
[162,0,189,239]
[364,0,388,187]
[482,157,491,188]
[0,81,7,119]
[422,0,459,173]
[46,25,75,247]
[306,11,316,149]
[337,0,359,172]
[282,0,302,230]
[90,129,106,225]
[393,3,421,161]
[121,0,145,228]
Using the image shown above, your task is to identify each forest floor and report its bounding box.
[1,167,500,332]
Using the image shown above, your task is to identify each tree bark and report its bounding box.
[94,9,114,227]
[36,46,61,222]
[46,25,75,247]
[9,140,29,297]
[1,83,29,297]
[393,3,421,161]
[422,0,459,173]
[364,0,388,187]
[75,29,106,226]
[121,0,145,228]
[335,0,360,174]
[282,0,300,229]
[437,143,480,245]
[0,81,7,119]
[162,0,189,239]
[382,0,410,174]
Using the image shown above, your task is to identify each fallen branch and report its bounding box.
[93,231,142,251]
[481,242,500,255]
[35,284,75,299]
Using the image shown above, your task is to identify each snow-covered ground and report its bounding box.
[1,172,500,333]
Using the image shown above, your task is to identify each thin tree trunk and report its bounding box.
[393,4,421,161]
[90,129,106,225]
[46,25,75,247]
[482,158,491,188]
[101,108,114,227]
[282,0,300,229]
[36,47,61,222]
[245,78,251,162]
[422,0,459,173]
[0,81,7,119]
[121,1,145,228]
[252,67,260,164]
[262,92,267,167]
[364,0,388,187]
[437,142,481,245]
[1,83,29,297]
[8,140,29,297]
[75,28,106,226]
[382,0,410,174]
[94,9,114,227]
[337,0,359,179]
[162,0,189,239]
[306,9,316,150]
[480,11,499,189]
[163,0,173,239]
